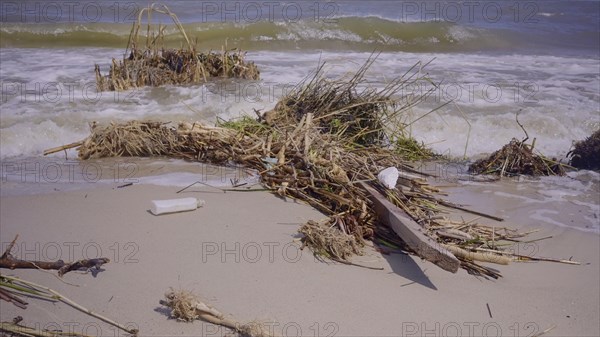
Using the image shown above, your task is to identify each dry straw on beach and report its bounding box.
[94,3,259,92]
[47,53,580,280]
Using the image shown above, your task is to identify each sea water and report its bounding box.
[1,1,598,231]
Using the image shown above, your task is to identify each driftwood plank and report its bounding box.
[359,182,460,273]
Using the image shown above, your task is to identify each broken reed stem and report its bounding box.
[0,275,138,336]
[43,141,84,156]
[471,247,580,265]
[442,244,511,265]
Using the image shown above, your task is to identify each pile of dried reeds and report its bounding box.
[262,57,431,149]
[50,56,565,278]
[468,138,565,177]
[468,113,566,177]
[568,129,600,170]
[77,121,247,162]
[95,4,259,92]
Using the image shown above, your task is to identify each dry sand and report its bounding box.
[1,180,599,336]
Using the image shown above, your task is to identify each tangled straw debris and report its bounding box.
[95,3,259,92]
[299,219,364,261]
[468,138,565,177]
[47,55,577,278]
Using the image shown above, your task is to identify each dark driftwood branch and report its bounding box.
[0,235,110,277]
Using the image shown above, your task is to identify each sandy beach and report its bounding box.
[1,179,598,337]
[1,1,599,336]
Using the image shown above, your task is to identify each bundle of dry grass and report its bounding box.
[77,121,246,162]
[95,4,259,92]
[568,129,600,170]
[48,56,572,278]
[263,61,383,146]
[468,138,565,177]
[299,219,364,261]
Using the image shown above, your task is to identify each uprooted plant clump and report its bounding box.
[567,129,600,170]
[95,3,259,92]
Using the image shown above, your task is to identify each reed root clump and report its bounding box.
[568,129,600,170]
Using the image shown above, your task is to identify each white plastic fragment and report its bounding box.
[150,197,205,215]
[377,167,399,189]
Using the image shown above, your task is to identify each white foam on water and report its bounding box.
[274,21,363,42]
[1,49,598,161]
[530,209,599,234]
[444,165,599,234]
[0,120,87,158]
[492,191,539,203]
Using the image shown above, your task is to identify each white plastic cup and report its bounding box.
[150,197,205,215]
[378,167,399,189]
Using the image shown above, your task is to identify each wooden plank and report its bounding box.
[359,182,460,273]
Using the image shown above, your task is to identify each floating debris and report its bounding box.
[95,3,259,92]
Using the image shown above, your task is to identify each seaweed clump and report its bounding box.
[567,129,600,170]
[469,138,565,177]
[95,4,259,92]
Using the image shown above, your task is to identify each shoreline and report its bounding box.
[1,180,598,336]
[1,2,598,335]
